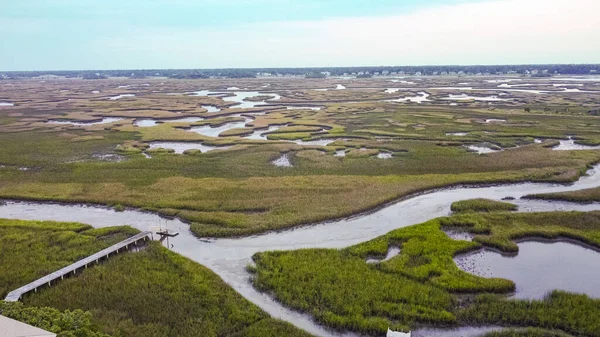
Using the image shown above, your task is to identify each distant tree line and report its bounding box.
[2,64,599,79]
[304,72,327,78]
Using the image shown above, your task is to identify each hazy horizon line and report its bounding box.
[3,63,600,74]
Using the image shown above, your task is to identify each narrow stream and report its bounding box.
[244,125,288,140]
[2,165,600,337]
[146,142,232,154]
[554,137,600,151]
[385,91,431,103]
[107,94,135,100]
[46,117,124,126]
[442,94,508,102]
[134,117,204,127]
[188,117,253,137]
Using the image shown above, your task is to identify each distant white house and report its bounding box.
[0,315,56,337]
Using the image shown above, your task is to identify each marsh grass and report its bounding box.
[0,163,594,238]
[480,328,575,337]
[24,242,312,337]
[0,219,313,337]
[0,301,110,337]
[3,91,600,237]
[252,249,455,334]
[0,219,137,298]
[524,186,600,203]
[459,292,600,337]
[451,198,518,213]
[252,210,600,335]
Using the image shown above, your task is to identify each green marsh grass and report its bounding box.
[0,219,137,298]
[0,219,313,337]
[525,186,600,203]
[451,198,518,213]
[25,242,313,337]
[0,129,597,237]
[252,210,600,335]
[480,328,574,337]
[3,96,600,237]
[0,301,111,337]
[459,292,600,337]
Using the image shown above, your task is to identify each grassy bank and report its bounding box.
[525,186,600,203]
[0,218,137,298]
[460,292,600,337]
[481,328,574,337]
[251,210,600,335]
[1,159,594,238]
[0,219,313,337]
[25,242,313,337]
[451,198,518,213]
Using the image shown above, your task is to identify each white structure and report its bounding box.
[387,328,411,337]
[0,315,56,337]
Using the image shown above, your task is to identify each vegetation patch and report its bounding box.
[451,198,518,213]
[252,210,600,335]
[524,186,600,204]
[219,127,255,137]
[3,79,600,238]
[459,292,600,337]
[0,218,138,298]
[480,329,574,337]
[1,219,313,337]
[0,301,110,337]
[25,242,313,337]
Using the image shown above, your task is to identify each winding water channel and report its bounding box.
[3,165,600,336]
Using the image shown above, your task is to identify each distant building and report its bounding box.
[0,315,56,337]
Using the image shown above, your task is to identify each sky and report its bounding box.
[1,0,599,71]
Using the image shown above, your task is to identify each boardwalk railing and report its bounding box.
[4,231,152,302]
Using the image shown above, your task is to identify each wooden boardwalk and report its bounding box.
[4,231,152,302]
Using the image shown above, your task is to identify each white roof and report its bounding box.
[0,315,56,337]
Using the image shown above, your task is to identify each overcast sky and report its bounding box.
[1,0,599,71]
